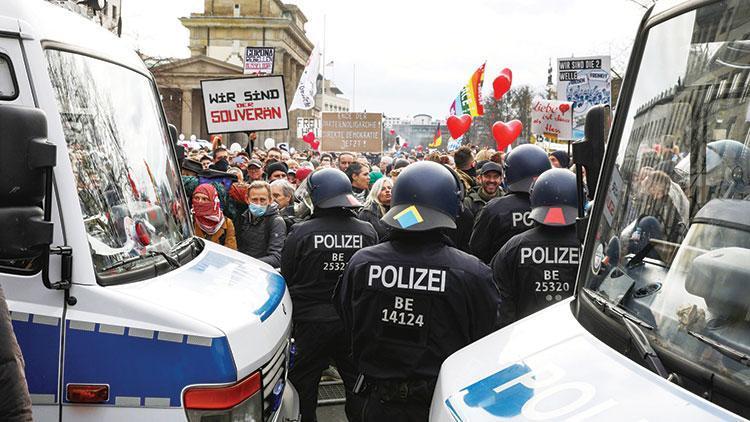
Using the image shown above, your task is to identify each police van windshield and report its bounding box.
[46,49,193,277]
[583,1,750,390]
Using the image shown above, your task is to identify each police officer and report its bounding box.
[470,144,552,263]
[334,161,501,421]
[491,168,580,327]
[281,168,378,422]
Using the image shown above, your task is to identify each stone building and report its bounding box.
[151,0,314,148]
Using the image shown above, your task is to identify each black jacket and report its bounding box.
[281,208,378,321]
[236,203,286,268]
[491,225,580,327]
[357,201,392,242]
[446,205,475,253]
[470,192,534,263]
[334,231,501,382]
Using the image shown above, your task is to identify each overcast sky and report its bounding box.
[122,0,647,118]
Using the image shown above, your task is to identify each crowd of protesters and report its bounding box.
[178,135,577,264]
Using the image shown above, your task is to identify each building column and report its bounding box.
[181,88,192,137]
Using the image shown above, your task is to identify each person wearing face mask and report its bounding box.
[210,147,230,172]
[236,181,286,268]
[191,183,237,250]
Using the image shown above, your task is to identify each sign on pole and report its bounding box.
[557,55,611,138]
[322,112,382,153]
[201,75,289,134]
[296,117,320,138]
[243,47,275,75]
[530,97,574,142]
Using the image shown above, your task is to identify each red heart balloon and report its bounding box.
[302,131,315,144]
[500,68,512,83]
[389,129,395,135]
[559,103,571,113]
[311,140,321,151]
[492,119,523,150]
[492,75,511,100]
[446,114,472,139]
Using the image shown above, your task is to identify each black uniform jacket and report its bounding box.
[281,208,378,321]
[470,192,534,263]
[491,224,580,327]
[334,231,501,381]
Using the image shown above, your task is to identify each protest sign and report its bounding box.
[531,97,574,142]
[201,75,288,134]
[322,112,382,153]
[244,47,275,75]
[296,117,320,138]
[557,56,610,138]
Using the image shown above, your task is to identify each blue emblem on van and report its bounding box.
[254,272,285,322]
[457,363,534,417]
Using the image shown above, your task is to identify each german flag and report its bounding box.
[429,123,442,148]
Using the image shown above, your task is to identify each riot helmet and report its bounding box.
[305,168,361,209]
[529,168,578,226]
[505,144,552,193]
[382,161,462,231]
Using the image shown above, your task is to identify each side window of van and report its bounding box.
[0,53,37,274]
[0,54,18,100]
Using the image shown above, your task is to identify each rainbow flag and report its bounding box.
[429,123,442,148]
[449,62,486,117]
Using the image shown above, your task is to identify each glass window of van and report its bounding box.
[46,49,192,280]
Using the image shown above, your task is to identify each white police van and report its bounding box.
[432,0,750,420]
[0,1,299,420]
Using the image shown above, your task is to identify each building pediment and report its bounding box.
[151,55,243,77]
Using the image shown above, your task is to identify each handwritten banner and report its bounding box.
[322,112,382,153]
[531,97,574,141]
[201,75,289,134]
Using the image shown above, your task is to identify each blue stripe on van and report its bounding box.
[63,321,236,407]
[11,315,60,402]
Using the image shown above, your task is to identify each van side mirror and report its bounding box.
[0,105,68,288]
[0,105,55,259]
[572,105,609,242]
[573,104,608,199]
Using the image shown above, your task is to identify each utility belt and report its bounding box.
[354,374,436,404]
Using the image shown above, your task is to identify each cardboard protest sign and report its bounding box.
[201,75,288,134]
[557,56,610,138]
[322,112,382,153]
[244,47,275,75]
[531,97,574,142]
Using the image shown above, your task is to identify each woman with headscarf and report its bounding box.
[192,183,237,250]
[357,177,393,241]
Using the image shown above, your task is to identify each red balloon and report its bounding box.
[500,68,513,83]
[446,114,472,139]
[559,103,571,113]
[389,129,396,135]
[492,120,523,150]
[492,75,511,100]
[302,131,315,144]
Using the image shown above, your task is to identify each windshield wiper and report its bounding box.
[688,330,750,367]
[582,288,670,379]
[170,237,198,256]
[582,288,655,330]
[101,250,180,273]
